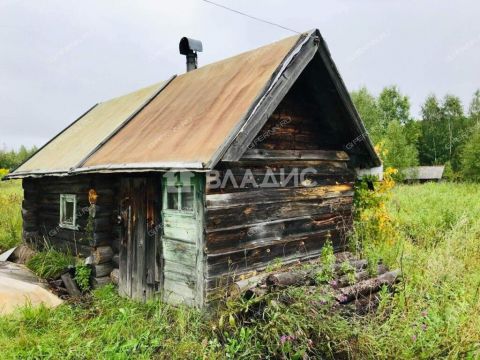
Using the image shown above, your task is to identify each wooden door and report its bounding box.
[119,177,161,301]
[161,173,204,306]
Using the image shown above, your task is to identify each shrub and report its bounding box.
[461,126,480,182]
[27,248,75,279]
[74,264,92,292]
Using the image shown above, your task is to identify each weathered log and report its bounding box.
[112,253,119,267]
[110,268,119,285]
[61,272,82,296]
[93,246,113,264]
[94,262,114,277]
[92,276,112,289]
[228,274,265,298]
[244,286,268,299]
[335,264,388,288]
[266,270,311,287]
[333,259,368,273]
[336,270,401,304]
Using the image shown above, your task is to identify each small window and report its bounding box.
[60,194,77,229]
[164,174,195,212]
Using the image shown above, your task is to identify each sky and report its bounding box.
[1,0,479,150]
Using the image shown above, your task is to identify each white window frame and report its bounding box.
[163,174,196,216]
[59,194,78,230]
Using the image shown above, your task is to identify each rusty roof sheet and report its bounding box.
[12,80,171,176]
[80,34,302,171]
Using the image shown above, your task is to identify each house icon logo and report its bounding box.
[163,169,195,192]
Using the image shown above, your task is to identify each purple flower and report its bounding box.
[280,335,288,344]
[330,280,338,287]
[421,324,427,331]
[412,335,417,342]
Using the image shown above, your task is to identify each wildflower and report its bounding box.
[421,310,428,317]
[330,280,338,287]
[412,335,417,342]
[280,335,288,344]
[421,324,427,331]
[307,339,314,347]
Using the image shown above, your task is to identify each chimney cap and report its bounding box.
[179,37,203,55]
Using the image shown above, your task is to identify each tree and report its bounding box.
[381,120,419,174]
[469,89,480,127]
[418,95,443,165]
[0,145,37,170]
[460,126,480,182]
[378,86,411,126]
[351,87,383,145]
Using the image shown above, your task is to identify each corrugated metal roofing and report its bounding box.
[80,34,301,171]
[7,28,381,179]
[12,80,171,176]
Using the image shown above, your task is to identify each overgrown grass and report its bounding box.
[352,183,480,358]
[0,179,22,252]
[1,182,480,358]
[26,248,75,279]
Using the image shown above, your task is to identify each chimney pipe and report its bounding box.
[179,37,203,72]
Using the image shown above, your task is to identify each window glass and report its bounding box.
[60,194,76,229]
[166,187,179,210]
[180,186,194,211]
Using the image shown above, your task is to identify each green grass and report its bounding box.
[0,179,22,252]
[1,182,480,358]
[26,248,75,279]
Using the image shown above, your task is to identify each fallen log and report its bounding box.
[266,270,312,287]
[228,274,265,298]
[110,268,119,285]
[335,264,388,288]
[333,259,368,273]
[60,272,82,296]
[93,246,113,265]
[336,270,401,304]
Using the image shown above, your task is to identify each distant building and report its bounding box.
[403,166,445,183]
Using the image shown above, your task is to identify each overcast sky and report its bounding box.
[1,0,479,150]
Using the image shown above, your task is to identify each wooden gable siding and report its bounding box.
[22,175,118,257]
[204,91,356,300]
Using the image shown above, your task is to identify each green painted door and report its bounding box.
[161,173,204,307]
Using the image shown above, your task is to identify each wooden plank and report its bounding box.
[163,238,197,265]
[221,34,318,162]
[241,149,349,161]
[206,184,353,209]
[206,196,353,229]
[205,212,352,254]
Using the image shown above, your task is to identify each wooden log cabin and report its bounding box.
[5,29,381,307]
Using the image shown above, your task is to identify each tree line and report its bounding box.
[351,87,480,181]
[0,145,38,171]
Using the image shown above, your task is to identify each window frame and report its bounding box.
[163,174,196,215]
[59,194,78,230]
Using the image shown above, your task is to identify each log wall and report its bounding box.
[204,158,355,300]
[22,175,119,258]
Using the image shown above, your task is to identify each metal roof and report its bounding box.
[79,34,302,171]
[7,29,380,179]
[11,80,172,177]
